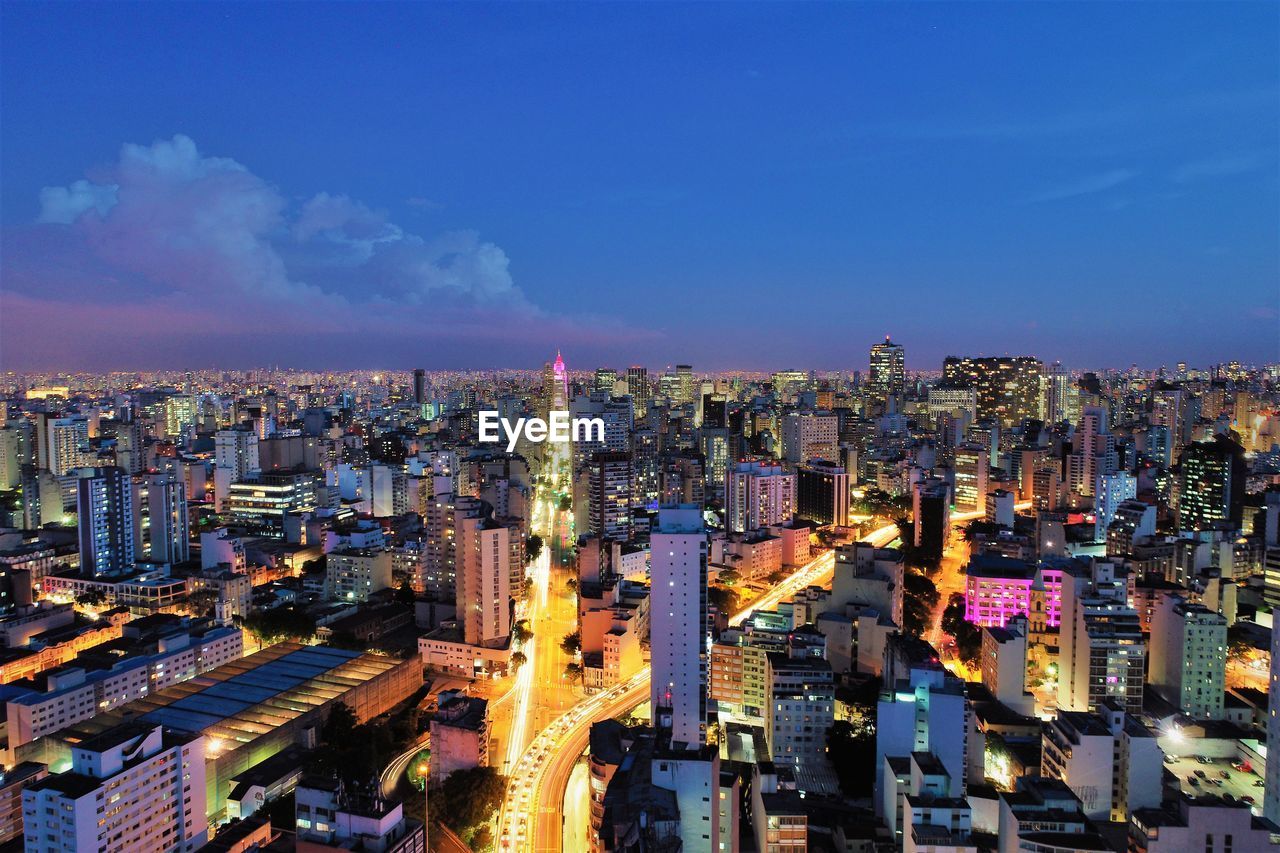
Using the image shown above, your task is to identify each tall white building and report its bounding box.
[725,460,795,533]
[953,444,989,512]
[780,412,838,466]
[46,417,88,477]
[457,517,511,646]
[650,505,708,748]
[1267,620,1280,824]
[22,723,208,852]
[1093,471,1136,541]
[1057,559,1145,713]
[213,427,260,480]
[1067,407,1117,498]
[133,471,189,565]
[1148,594,1226,719]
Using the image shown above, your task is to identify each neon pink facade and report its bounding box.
[964,565,1063,628]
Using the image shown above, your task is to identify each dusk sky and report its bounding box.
[1,2,1277,372]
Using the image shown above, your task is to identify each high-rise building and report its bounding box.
[587,451,633,541]
[942,356,1044,427]
[1175,433,1247,531]
[649,505,707,748]
[675,364,695,406]
[625,366,650,417]
[133,471,189,565]
[457,515,511,646]
[1067,407,1117,497]
[1058,559,1145,713]
[796,461,850,527]
[1093,471,1136,541]
[781,411,838,465]
[213,427,260,481]
[1148,594,1226,719]
[1266,619,1280,824]
[594,367,619,394]
[868,336,906,408]
[413,367,427,404]
[1044,361,1077,425]
[76,466,135,577]
[953,444,989,512]
[22,722,208,853]
[45,416,88,476]
[725,460,795,533]
[540,350,569,421]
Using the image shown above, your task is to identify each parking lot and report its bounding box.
[1164,753,1264,812]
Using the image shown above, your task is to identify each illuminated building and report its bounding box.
[1093,471,1136,541]
[587,451,633,542]
[650,505,707,748]
[132,471,189,565]
[953,444,989,512]
[76,467,135,577]
[625,366,650,417]
[1174,433,1247,531]
[781,411,838,465]
[225,471,319,538]
[927,383,977,425]
[942,356,1044,427]
[1147,595,1226,720]
[1057,559,1144,713]
[295,779,425,852]
[456,515,511,646]
[22,722,208,853]
[1066,407,1117,498]
[23,643,421,823]
[1040,702,1162,822]
[1044,361,1077,425]
[796,460,849,527]
[963,554,1064,628]
[868,336,906,409]
[725,460,795,534]
[325,547,393,603]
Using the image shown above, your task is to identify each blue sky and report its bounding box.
[1,2,1277,371]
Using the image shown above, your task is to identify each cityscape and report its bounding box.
[2,3,1280,853]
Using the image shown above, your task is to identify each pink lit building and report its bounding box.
[963,554,1063,628]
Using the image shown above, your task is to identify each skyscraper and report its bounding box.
[625,366,650,417]
[413,367,427,404]
[1175,433,1247,530]
[540,350,569,421]
[133,471,189,565]
[650,505,708,748]
[76,466,135,577]
[725,460,795,533]
[868,336,905,408]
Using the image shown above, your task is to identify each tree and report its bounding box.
[512,619,532,645]
[510,650,527,670]
[75,589,107,607]
[717,568,742,586]
[526,534,544,563]
[323,703,357,743]
[564,662,583,683]
[941,593,981,665]
[565,577,578,593]
[394,579,416,605]
[432,767,506,844]
[901,569,939,638]
[561,631,581,656]
[186,588,219,618]
[241,606,316,647]
[827,719,875,797]
[708,585,740,616]
[558,495,572,512]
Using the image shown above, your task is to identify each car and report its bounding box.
[1243,796,1256,804]
[1195,769,1208,779]
[1163,754,1178,764]
[1224,794,1236,803]
[1255,780,1267,788]
[1188,776,1200,785]
[1220,770,1230,779]
[1197,755,1210,764]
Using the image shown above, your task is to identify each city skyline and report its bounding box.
[2,3,1277,371]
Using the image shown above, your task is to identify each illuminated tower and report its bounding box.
[868,335,905,409]
[541,350,570,421]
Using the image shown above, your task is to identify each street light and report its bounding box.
[416,762,429,851]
